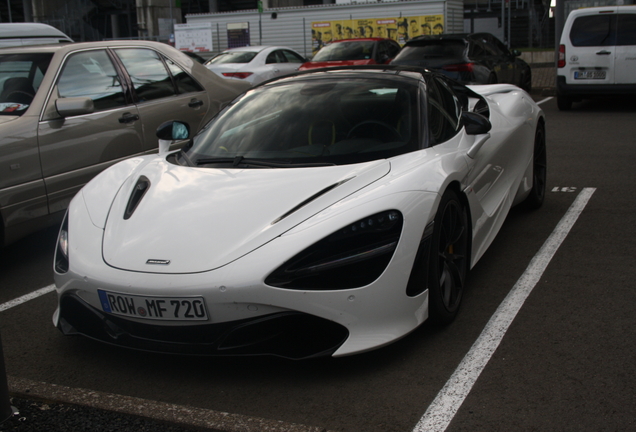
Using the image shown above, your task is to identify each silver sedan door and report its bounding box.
[113,47,210,147]
[37,49,144,214]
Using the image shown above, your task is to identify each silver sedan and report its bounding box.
[0,40,250,246]
[204,45,307,86]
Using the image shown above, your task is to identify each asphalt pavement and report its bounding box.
[0,64,559,432]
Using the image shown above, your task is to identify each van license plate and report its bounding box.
[98,289,208,321]
[574,71,606,80]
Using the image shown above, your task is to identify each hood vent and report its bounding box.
[124,176,151,220]
[271,177,353,225]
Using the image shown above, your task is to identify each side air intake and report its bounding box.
[124,176,150,220]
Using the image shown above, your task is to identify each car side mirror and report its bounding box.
[156,120,190,155]
[55,97,94,117]
[511,49,521,57]
[463,111,492,159]
[462,111,491,135]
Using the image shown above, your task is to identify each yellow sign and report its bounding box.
[311,15,444,55]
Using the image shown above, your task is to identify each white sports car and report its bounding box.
[53,66,546,359]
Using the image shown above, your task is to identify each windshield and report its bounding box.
[312,41,376,61]
[0,53,52,116]
[205,51,257,65]
[183,77,420,167]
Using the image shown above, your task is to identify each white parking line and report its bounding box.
[536,96,553,105]
[0,284,56,313]
[413,187,596,432]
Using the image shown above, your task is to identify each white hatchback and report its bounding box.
[557,5,636,110]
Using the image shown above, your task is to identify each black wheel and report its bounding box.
[524,122,547,209]
[428,189,469,324]
[557,94,572,111]
[347,120,401,142]
[521,69,532,93]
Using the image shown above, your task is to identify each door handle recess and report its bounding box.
[596,50,612,55]
[188,99,204,108]
[119,113,140,123]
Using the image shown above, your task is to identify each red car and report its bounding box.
[299,38,401,71]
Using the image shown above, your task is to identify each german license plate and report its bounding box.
[98,289,208,321]
[574,70,606,79]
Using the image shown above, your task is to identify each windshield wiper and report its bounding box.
[195,156,335,168]
[196,156,245,166]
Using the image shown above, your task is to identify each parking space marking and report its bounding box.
[536,97,553,105]
[0,284,55,313]
[413,187,596,432]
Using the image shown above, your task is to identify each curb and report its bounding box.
[8,376,330,432]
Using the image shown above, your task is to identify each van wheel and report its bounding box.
[557,94,572,111]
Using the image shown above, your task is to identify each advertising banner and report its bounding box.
[175,22,213,52]
[311,15,444,55]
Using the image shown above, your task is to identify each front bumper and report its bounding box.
[54,186,438,357]
[58,293,348,359]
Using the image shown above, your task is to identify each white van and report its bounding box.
[556,5,636,110]
[0,23,73,48]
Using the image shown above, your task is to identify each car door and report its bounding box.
[262,50,299,81]
[565,9,618,85]
[37,48,144,214]
[279,49,305,74]
[113,47,210,149]
[0,52,53,236]
[433,74,514,224]
[615,10,636,85]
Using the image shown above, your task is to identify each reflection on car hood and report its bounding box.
[101,157,390,274]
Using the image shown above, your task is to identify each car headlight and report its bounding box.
[55,214,69,274]
[265,210,403,290]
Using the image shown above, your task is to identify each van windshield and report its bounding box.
[0,53,53,116]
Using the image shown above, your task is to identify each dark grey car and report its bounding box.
[0,40,249,246]
[391,33,532,92]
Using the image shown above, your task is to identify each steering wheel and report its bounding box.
[347,120,402,142]
[3,90,34,104]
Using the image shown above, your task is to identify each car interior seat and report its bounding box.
[0,77,35,104]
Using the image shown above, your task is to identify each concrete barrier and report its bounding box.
[520,51,555,66]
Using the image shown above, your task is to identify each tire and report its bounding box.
[428,189,469,324]
[524,122,547,210]
[521,69,532,93]
[557,94,572,111]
